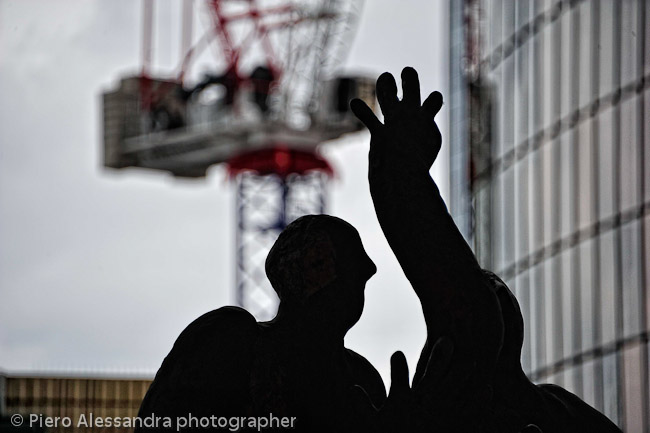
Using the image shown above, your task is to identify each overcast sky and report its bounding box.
[0,0,449,386]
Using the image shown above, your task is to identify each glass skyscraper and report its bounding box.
[449,1,649,430]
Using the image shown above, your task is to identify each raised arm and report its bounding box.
[352,69,480,303]
[351,68,503,388]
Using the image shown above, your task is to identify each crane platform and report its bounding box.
[102,74,375,178]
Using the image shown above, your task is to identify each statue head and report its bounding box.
[265,215,376,331]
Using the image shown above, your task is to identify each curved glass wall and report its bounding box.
[450,1,649,430]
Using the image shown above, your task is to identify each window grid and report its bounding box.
[471,0,649,430]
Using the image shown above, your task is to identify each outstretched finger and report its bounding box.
[376,72,399,117]
[350,98,382,133]
[422,91,443,117]
[388,351,410,398]
[401,67,421,107]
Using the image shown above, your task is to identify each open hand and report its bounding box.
[350,67,443,171]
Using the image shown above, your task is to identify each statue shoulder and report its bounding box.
[172,306,259,348]
[539,384,622,433]
[137,307,260,423]
[160,306,260,373]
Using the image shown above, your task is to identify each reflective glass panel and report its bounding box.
[641,90,650,203]
[598,0,617,100]
[597,107,615,221]
[577,120,595,231]
[581,358,597,408]
[621,220,642,338]
[515,39,530,146]
[580,236,596,352]
[502,165,515,269]
[560,7,574,120]
[502,55,515,156]
[516,154,530,261]
[492,171,504,272]
[489,0,504,54]
[619,97,640,213]
[541,19,559,132]
[531,31,545,135]
[502,0,515,43]
[620,0,641,86]
[577,1,594,110]
[545,256,563,365]
[530,263,547,371]
[517,270,533,374]
[516,0,532,33]
[560,248,578,357]
[529,148,545,251]
[542,140,556,247]
[602,352,620,426]
[491,63,504,160]
[599,231,617,346]
[622,343,645,432]
[643,216,650,329]
[559,130,575,240]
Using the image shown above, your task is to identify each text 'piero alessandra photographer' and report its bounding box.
[13,412,297,431]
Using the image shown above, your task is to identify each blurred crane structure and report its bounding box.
[102,0,374,320]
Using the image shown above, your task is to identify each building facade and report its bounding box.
[1,374,152,433]
[449,0,649,431]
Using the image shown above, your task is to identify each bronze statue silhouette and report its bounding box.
[137,66,621,433]
[136,215,386,432]
[350,67,621,432]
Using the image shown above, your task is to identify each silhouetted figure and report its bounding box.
[136,215,385,432]
[190,66,239,106]
[250,65,275,113]
[149,86,188,132]
[351,67,621,432]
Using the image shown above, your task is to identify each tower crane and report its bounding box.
[102,0,375,320]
